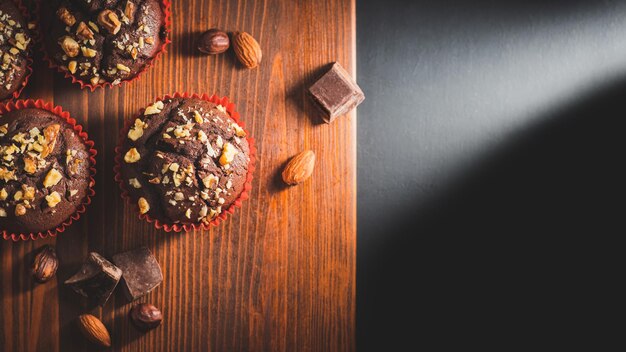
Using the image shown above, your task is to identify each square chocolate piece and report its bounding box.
[308,62,365,123]
[112,247,163,301]
[65,252,122,306]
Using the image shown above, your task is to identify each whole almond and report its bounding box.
[32,245,58,283]
[232,31,262,69]
[282,150,315,185]
[77,314,111,347]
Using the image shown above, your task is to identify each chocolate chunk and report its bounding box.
[308,62,365,123]
[112,247,163,301]
[65,252,122,306]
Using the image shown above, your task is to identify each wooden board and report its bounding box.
[0,0,357,351]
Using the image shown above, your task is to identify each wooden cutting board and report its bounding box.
[0,0,357,351]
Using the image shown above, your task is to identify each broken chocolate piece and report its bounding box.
[308,62,365,123]
[65,252,122,306]
[112,247,163,301]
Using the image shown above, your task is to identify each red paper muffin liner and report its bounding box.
[1,0,34,102]
[1,100,97,241]
[114,92,256,233]
[34,0,172,91]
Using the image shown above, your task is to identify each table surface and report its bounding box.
[356,0,625,350]
[1,0,356,351]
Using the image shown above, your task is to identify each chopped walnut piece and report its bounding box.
[0,208,6,217]
[59,36,80,57]
[233,123,246,137]
[24,157,37,174]
[116,63,131,73]
[68,60,77,74]
[124,1,135,22]
[185,208,192,219]
[138,197,150,214]
[43,169,63,188]
[76,22,94,40]
[46,192,62,208]
[128,119,147,141]
[81,47,97,58]
[98,10,122,35]
[15,204,26,216]
[0,188,7,200]
[41,124,61,158]
[202,174,219,189]
[124,148,141,163]
[57,7,76,26]
[144,101,164,115]
[128,178,142,188]
[219,142,238,166]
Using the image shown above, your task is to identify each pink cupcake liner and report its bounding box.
[34,0,172,91]
[1,100,97,241]
[114,92,256,233]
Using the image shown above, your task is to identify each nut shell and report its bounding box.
[77,314,111,347]
[232,31,262,69]
[282,150,316,185]
[197,29,230,55]
[32,245,58,283]
[130,303,163,331]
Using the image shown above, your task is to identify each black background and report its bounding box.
[357,0,623,349]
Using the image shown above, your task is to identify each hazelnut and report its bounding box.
[130,303,162,331]
[59,36,80,58]
[197,29,230,55]
[97,10,121,35]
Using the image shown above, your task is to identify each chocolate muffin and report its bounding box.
[40,0,167,86]
[119,98,251,226]
[0,0,32,100]
[0,108,92,234]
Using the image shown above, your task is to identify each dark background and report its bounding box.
[356,0,623,349]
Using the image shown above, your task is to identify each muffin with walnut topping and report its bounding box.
[0,106,93,237]
[117,96,252,229]
[38,0,168,87]
[0,0,33,100]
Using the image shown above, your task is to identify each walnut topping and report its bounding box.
[41,124,60,158]
[202,174,219,189]
[57,7,76,26]
[193,111,204,124]
[138,197,150,214]
[0,208,6,217]
[128,119,147,141]
[197,130,207,142]
[46,192,62,208]
[185,208,192,219]
[0,188,7,200]
[124,148,141,163]
[128,178,142,188]
[145,36,154,45]
[90,76,100,85]
[43,169,63,188]
[219,142,238,166]
[76,22,94,40]
[81,47,97,58]
[68,60,77,74]
[144,101,164,115]
[124,1,135,22]
[130,47,138,60]
[59,36,80,57]
[216,105,227,113]
[23,157,37,174]
[98,10,121,35]
[69,190,79,197]
[88,21,100,33]
[116,63,131,73]
[174,192,184,201]
[15,204,26,216]
[148,177,161,184]
[21,185,35,201]
[233,123,247,137]
[0,124,8,137]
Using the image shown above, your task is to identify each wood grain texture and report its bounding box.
[0,0,356,351]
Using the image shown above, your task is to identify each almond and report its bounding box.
[77,314,111,347]
[282,150,315,185]
[232,32,262,69]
